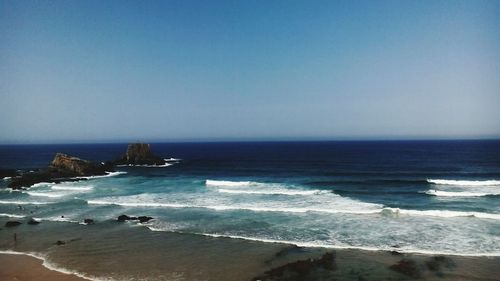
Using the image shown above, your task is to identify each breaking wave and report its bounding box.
[428,179,500,186]
[206,180,253,187]
[86,198,500,220]
[51,185,94,191]
[425,189,500,197]
[78,171,127,179]
[216,188,329,196]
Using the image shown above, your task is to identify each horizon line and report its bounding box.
[1,136,499,146]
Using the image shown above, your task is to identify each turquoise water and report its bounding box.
[1,141,499,256]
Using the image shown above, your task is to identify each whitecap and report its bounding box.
[25,191,65,198]
[206,180,253,187]
[425,189,499,197]
[51,185,94,191]
[427,179,500,186]
[0,213,25,218]
[216,188,329,196]
[79,171,127,179]
[381,207,500,220]
[0,200,51,205]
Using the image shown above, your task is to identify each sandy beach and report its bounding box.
[0,253,86,281]
[1,217,499,281]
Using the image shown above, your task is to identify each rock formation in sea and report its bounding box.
[114,143,166,166]
[7,153,114,190]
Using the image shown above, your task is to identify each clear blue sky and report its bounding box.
[1,0,499,143]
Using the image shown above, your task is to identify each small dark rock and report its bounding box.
[389,259,421,278]
[83,219,94,224]
[138,216,153,223]
[5,221,22,227]
[27,218,40,225]
[55,240,66,245]
[117,214,137,222]
[389,250,402,256]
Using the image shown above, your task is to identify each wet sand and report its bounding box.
[0,217,499,281]
[0,253,87,281]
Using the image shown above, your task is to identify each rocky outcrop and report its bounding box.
[114,143,166,166]
[117,214,153,223]
[50,153,111,176]
[7,153,114,190]
[5,221,22,227]
[0,169,18,179]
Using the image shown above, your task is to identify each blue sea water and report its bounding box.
[1,140,499,256]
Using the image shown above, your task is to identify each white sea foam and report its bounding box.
[216,188,329,196]
[33,216,80,223]
[425,189,499,197]
[428,179,500,186]
[25,191,65,198]
[79,171,127,179]
[116,160,176,167]
[2,176,11,180]
[51,185,94,191]
[0,200,51,205]
[194,233,500,257]
[206,180,253,187]
[87,198,500,220]
[0,250,108,280]
[164,158,181,162]
[381,207,500,220]
[30,182,54,188]
[0,213,25,218]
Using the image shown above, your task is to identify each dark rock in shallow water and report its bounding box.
[5,221,22,227]
[114,143,166,166]
[55,240,66,245]
[83,219,94,224]
[138,216,153,223]
[7,153,114,190]
[0,169,18,179]
[117,214,152,223]
[27,218,40,225]
[251,252,336,281]
[117,214,137,222]
[389,259,421,278]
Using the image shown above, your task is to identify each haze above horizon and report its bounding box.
[1,0,499,144]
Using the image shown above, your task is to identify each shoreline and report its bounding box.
[1,218,499,281]
[0,252,88,281]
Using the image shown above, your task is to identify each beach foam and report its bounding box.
[193,233,500,257]
[0,250,106,280]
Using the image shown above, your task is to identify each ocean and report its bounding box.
[1,140,499,257]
